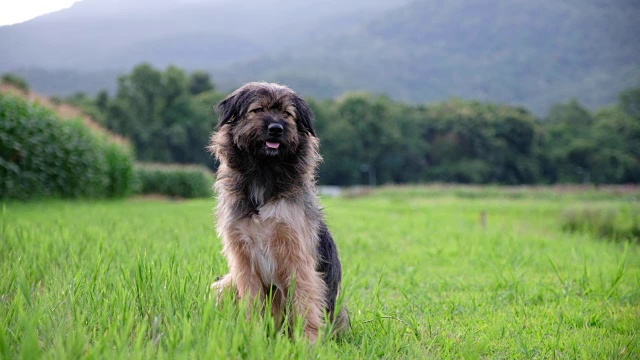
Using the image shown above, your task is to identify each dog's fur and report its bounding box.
[209,82,347,341]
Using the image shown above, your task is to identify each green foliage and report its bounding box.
[541,92,640,184]
[95,90,109,113]
[315,89,638,186]
[316,96,542,185]
[0,93,135,199]
[561,207,640,243]
[61,91,106,124]
[103,64,216,166]
[619,87,640,119]
[314,93,410,185]
[104,142,136,198]
[49,96,62,106]
[70,61,639,187]
[188,71,214,96]
[421,100,541,184]
[134,163,214,198]
[1,73,29,93]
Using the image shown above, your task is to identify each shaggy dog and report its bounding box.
[209,82,348,341]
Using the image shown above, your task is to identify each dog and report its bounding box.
[209,82,348,342]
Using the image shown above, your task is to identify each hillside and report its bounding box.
[0,0,406,71]
[215,0,640,113]
[1,0,639,114]
[0,83,127,145]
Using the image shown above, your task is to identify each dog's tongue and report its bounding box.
[266,141,280,149]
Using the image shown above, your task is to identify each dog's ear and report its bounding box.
[215,93,237,129]
[293,95,315,136]
[215,88,252,129]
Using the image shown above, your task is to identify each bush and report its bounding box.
[134,163,213,198]
[104,141,136,197]
[1,73,29,93]
[0,93,135,199]
[561,207,640,243]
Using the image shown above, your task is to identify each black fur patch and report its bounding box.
[293,95,315,136]
[316,221,342,316]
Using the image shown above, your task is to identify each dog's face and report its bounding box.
[214,82,315,160]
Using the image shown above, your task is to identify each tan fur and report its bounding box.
[212,190,326,341]
[210,83,345,342]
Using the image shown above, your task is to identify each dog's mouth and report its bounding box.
[261,140,282,156]
[265,141,280,149]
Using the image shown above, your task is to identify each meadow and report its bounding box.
[1,187,638,359]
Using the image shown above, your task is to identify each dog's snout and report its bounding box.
[268,123,284,136]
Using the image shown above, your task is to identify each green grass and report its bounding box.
[1,188,639,359]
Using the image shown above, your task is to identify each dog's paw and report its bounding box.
[209,274,233,305]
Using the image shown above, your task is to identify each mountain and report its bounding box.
[0,0,406,70]
[214,0,640,113]
[1,0,639,114]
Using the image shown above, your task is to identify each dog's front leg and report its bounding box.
[289,266,326,343]
[225,240,264,306]
[272,226,326,343]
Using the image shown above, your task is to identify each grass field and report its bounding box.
[1,187,639,359]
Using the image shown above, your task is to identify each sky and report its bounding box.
[0,0,81,26]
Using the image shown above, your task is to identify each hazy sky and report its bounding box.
[0,0,81,26]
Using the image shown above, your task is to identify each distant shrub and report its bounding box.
[1,73,29,93]
[561,207,640,243]
[0,93,135,199]
[134,163,213,198]
[104,142,136,197]
[50,96,63,106]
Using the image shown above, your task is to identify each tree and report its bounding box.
[107,63,164,161]
[309,98,361,185]
[95,90,109,113]
[87,62,640,185]
[188,71,214,96]
[541,100,596,183]
[619,88,640,118]
[591,105,640,183]
[101,64,220,166]
[334,93,404,185]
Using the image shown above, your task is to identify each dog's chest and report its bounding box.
[235,199,308,285]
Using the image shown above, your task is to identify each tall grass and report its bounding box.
[1,189,638,358]
[561,207,640,243]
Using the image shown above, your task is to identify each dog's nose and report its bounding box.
[268,123,284,136]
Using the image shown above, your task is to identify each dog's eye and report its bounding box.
[249,107,264,114]
[284,111,294,118]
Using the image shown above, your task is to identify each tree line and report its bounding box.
[53,64,640,186]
